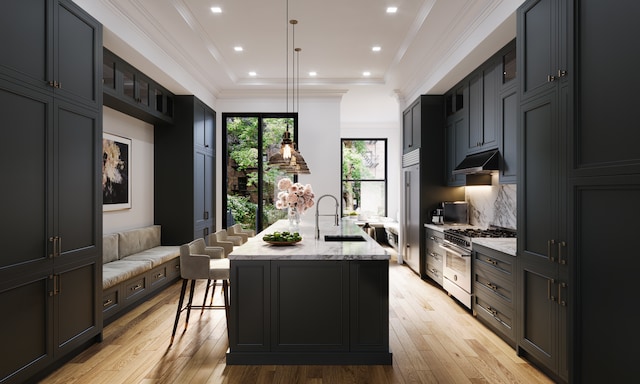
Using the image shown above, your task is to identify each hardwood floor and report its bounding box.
[43,253,552,384]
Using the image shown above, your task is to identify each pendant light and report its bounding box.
[267,10,311,174]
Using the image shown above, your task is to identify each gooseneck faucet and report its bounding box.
[315,194,340,239]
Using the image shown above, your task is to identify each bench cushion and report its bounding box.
[122,246,180,268]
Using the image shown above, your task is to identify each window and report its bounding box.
[224,113,297,232]
[341,139,387,217]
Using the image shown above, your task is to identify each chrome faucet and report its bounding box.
[315,194,340,239]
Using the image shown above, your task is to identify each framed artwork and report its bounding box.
[103,133,131,211]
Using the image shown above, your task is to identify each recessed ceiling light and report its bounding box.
[249,71,257,77]
[363,71,371,77]
[234,46,243,52]
[211,6,222,13]
[372,46,381,52]
[386,7,398,14]
[309,71,317,77]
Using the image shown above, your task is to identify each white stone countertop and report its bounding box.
[471,238,517,256]
[228,218,389,261]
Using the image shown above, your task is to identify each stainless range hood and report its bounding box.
[453,149,500,175]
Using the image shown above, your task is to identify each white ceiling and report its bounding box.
[76,0,523,105]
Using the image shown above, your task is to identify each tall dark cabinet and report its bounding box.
[517,0,640,382]
[155,96,216,245]
[402,96,464,277]
[0,1,103,383]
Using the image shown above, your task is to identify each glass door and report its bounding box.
[224,114,296,233]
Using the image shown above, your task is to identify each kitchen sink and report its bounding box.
[324,235,366,242]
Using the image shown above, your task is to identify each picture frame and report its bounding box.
[102,133,132,211]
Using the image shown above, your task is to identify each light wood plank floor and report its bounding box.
[43,253,553,384]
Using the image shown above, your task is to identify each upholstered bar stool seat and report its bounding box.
[170,238,229,345]
[227,224,255,242]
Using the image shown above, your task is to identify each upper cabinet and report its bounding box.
[402,98,422,153]
[467,59,500,154]
[518,0,568,102]
[103,49,174,124]
[443,40,517,185]
[0,0,102,110]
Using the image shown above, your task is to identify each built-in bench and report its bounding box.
[102,225,180,324]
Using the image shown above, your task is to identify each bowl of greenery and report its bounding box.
[262,231,302,245]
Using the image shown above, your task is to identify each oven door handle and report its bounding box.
[439,242,471,257]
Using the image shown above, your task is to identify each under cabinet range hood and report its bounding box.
[453,149,500,175]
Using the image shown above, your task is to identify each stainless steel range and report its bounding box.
[440,226,516,309]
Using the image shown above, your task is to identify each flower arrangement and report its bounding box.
[275,177,315,215]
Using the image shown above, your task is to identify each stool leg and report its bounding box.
[222,279,230,340]
[170,279,188,345]
[209,280,218,306]
[201,279,212,315]
[184,279,197,332]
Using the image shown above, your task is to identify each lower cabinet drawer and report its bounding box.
[473,291,515,346]
[474,266,514,305]
[102,287,119,312]
[166,260,181,279]
[124,277,146,299]
[150,265,167,286]
[425,264,443,286]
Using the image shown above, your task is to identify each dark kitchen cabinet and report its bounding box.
[517,0,640,382]
[569,1,640,383]
[445,111,467,186]
[517,87,569,383]
[498,84,518,183]
[424,228,444,286]
[517,1,569,381]
[402,97,422,153]
[467,59,499,154]
[155,95,216,245]
[228,259,390,364]
[103,49,174,125]
[0,2,102,381]
[0,0,101,110]
[518,0,568,102]
[402,96,463,278]
[473,244,516,348]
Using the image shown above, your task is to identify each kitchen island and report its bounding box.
[226,219,392,365]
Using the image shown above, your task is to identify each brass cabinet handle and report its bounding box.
[548,239,556,262]
[103,299,114,307]
[131,284,143,291]
[548,278,557,302]
[558,282,567,306]
[558,241,567,265]
[49,237,56,258]
[485,257,497,266]
[487,282,498,291]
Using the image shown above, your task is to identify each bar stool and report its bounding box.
[227,224,256,242]
[170,238,229,345]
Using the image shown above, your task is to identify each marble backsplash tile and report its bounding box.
[466,181,516,229]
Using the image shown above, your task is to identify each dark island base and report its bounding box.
[226,350,393,365]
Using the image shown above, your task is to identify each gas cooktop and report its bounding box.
[445,227,517,238]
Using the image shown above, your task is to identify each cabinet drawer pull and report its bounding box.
[487,282,498,291]
[548,239,556,262]
[547,74,556,82]
[558,69,567,77]
[131,284,143,291]
[485,305,497,316]
[485,257,497,265]
[155,273,164,279]
[103,299,114,307]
